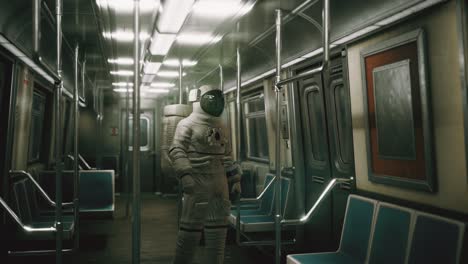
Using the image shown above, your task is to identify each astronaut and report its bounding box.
[169,85,241,264]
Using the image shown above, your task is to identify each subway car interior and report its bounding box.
[1,0,468,263]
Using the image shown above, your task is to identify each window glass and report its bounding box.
[28,92,46,162]
[306,88,326,161]
[129,117,149,150]
[243,93,269,161]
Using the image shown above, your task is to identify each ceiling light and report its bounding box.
[176,33,222,45]
[113,88,134,93]
[142,75,156,83]
[163,59,197,67]
[192,0,244,18]
[147,88,170,93]
[96,0,159,13]
[151,82,175,88]
[157,71,186,78]
[103,31,150,42]
[150,31,176,55]
[112,82,134,87]
[110,70,134,76]
[157,0,194,33]
[144,62,162,74]
[108,58,134,65]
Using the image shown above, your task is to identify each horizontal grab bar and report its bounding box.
[276,65,324,87]
[282,177,354,226]
[9,170,74,209]
[239,175,276,203]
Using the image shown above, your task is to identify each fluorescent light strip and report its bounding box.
[192,0,244,18]
[157,71,186,78]
[157,0,194,33]
[142,74,156,83]
[103,31,150,41]
[96,0,159,12]
[143,62,162,74]
[146,88,170,93]
[110,70,134,76]
[112,82,134,87]
[113,88,134,93]
[163,59,197,67]
[151,82,175,88]
[176,33,222,45]
[150,32,176,55]
[108,58,134,65]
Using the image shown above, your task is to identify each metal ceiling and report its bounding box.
[0,0,448,100]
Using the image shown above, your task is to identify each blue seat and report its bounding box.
[231,174,275,215]
[79,170,115,215]
[368,203,413,264]
[229,177,291,233]
[408,212,465,264]
[287,195,377,264]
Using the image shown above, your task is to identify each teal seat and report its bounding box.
[231,174,275,216]
[408,213,465,264]
[229,177,291,233]
[79,170,115,215]
[368,203,413,264]
[287,195,377,264]
[286,252,361,264]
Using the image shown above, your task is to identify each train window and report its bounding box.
[334,83,352,164]
[128,116,150,151]
[243,93,269,161]
[28,91,46,162]
[306,87,326,162]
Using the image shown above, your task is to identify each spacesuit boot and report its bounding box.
[170,85,241,264]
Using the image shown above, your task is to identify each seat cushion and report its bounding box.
[408,213,464,264]
[340,196,376,262]
[287,252,362,264]
[368,204,412,264]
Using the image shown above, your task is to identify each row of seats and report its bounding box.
[10,176,75,241]
[38,170,115,217]
[229,174,292,233]
[287,195,466,264]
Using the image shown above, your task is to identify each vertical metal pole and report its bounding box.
[274,9,282,264]
[73,44,80,251]
[178,60,183,104]
[323,0,330,68]
[33,0,40,54]
[125,82,130,218]
[219,64,224,91]
[235,41,242,245]
[132,1,141,263]
[55,0,63,263]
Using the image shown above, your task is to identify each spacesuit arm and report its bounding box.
[169,122,192,179]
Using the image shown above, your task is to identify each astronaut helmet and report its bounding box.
[188,85,225,117]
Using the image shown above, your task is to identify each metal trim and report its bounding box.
[456,0,468,183]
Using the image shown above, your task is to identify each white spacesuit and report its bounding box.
[170,85,241,264]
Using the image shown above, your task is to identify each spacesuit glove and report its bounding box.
[181,174,195,194]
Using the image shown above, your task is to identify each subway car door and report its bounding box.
[127,110,156,192]
[296,67,333,250]
[323,52,355,246]
[0,49,14,262]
